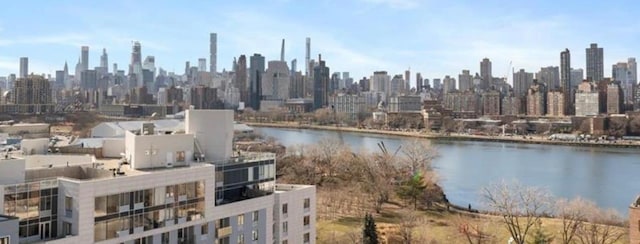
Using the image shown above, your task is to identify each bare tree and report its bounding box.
[454,215,492,244]
[575,200,626,244]
[400,139,438,173]
[482,180,551,244]
[555,197,588,244]
[397,211,421,244]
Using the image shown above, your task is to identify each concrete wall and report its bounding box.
[185,110,233,162]
[24,155,93,169]
[274,185,317,244]
[125,131,194,169]
[102,138,125,158]
[0,159,25,185]
[630,205,640,244]
[21,138,49,155]
[0,216,19,244]
[90,123,119,138]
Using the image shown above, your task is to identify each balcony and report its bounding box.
[216,226,232,237]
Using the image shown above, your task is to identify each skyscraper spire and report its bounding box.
[280,39,285,62]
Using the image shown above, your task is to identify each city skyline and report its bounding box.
[1,1,639,81]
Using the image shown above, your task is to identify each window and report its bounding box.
[176,151,185,162]
[237,214,244,226]
[217,217,230,228]
[303,198,310,209]
[161,232,170,244]
[218,237,230,244]
[282,221,288,233]
[201,223,208,235]
[303,216,310,226]
[282,240,288,244]
[63,222,72,235]
[303,233,310,243]
[252,211,259,222]
[0,236,9,244]
[252,230,258,241]
[65,196,73,217]
[282,203,288,215]
[237,233,244,244]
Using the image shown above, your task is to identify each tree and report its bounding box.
[397,211,421,244]
[455,216,492,244]
[482,180,551,244]
[574,200,626,244]
[528,220,553,244]
[555,197,588,244]
[397,173,427,210]
[400,139,437,172]
[363,213,379,244]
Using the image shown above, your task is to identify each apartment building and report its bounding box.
[0,109,316,244]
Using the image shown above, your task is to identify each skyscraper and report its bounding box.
[560,48,571,115]
[100,48,109,73]
[263,60,290,100]
[458,70,473,92]
[586,43,604,81]
[513,69,534,97]
[19,57,28,78]
[236,55,248,103]
[198,58,207,72]
[249,54,265,110]
[210,33,217,74]
[130,42,143,88]
[480,58,492,89]
[305,37,311,77]
[536,66,560,89]
[416,73,423,91]
[280,39,285,62]
[570,68,584,88]
[13,75,53,113]
[313,54,330,110]
[81,46,89,71]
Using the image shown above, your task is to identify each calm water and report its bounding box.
[255,127,640,215]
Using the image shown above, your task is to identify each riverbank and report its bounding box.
[244,121,640,149]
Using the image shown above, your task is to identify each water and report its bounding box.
[255,127,640,215]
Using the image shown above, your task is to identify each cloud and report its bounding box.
[359,0,421,9]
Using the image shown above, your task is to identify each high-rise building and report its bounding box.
[560,49,572,115]
[12,75,53,113]
[370,71,390,94]
[389,74,404,96]
[80,69,98,91]
[404,69,411,89]
[546,91,565,117]
[313,54,330,110]
[501,95,522,115]
[570,68,584,88]
[305,37,311,77]
[586,43,604,81]
[526,81,546,116]
[130,42,143,88]
[458,70,473,92]
[262,61,290,100]
[81,46,89,72]
[19,57,28,78]
[198,58,207,72]
[236,55,248,103]
[210,33,217,74]
[480,58,492,89]
[442,75,456,94]
[482,89,501,116]
[612,58,638,105]
[100,48,109,74]
[191,85,220,109]
[249,54,265,110]
[606,82,624,114]
[513,69,533,98]
[536,66,560,89]
[416,72,423,92]
[575,81,599,116]
[280,39,285,62]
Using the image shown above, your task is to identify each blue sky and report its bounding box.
[1,0,639,82]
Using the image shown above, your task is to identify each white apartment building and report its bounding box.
[0,110,316,244]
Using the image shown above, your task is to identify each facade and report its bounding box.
[458,70,472,92]
[370,71,390,94]
[388,95,422,113]
[81,46,89,72]
[570,68,584,88]
[11,75,54,114]
[210,33,217,74]
[313,55,330,110]
[443,91,480,116]
[262,61,290,101]
[606,83,623,114]
[19,58,28,78]
[330,94,367,119]
[630,196,640,244]
[480,58,492,90]
[560,49,572,115]
[442,75,456,94]
[0,110,316,244]
[389,75,405,96]
[586,43,604,82]
[536,66,560,90]
[236,55,248,103]
[190,86,220,109]
[100,49,109,74]
[249,54,265,111]
[513,69,534,98]
[481,90,501,116]
[526,82,546,116]
[546,91,565,117]
[575,81,599,116]
[612,58,638,106]
[501,96,522,116]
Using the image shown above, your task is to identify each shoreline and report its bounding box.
[243,121,640,149]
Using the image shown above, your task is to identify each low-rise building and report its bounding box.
[0,110,316,244]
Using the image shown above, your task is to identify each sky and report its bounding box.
[1,0,640,84]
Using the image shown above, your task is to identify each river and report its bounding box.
[255,126,640,215]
